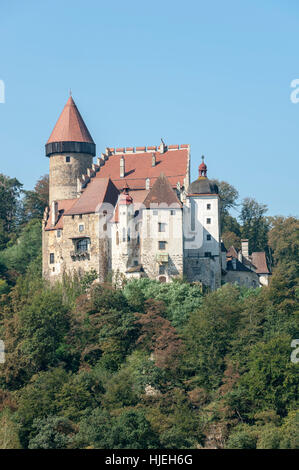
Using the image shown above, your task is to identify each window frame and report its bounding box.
[76,238,90,253]
[158,240,167,251]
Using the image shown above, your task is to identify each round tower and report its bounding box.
[46,95,95,204]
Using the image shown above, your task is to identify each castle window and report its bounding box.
[170,210,175,215]
[79,224,84,232]
[57,230,62,238]
[127,228,131,242]
[153,210,158,216]
[66,156,71,163]
[159,264,166,275]
[204,251,211,257]
[207,203,211,210]
[50,253,55,264]
[158,222,166,232]
[122,228,126,242]
[76,238,89,252]
[206,218,211,224]
[158,241,167,250]
[116,231,119,245]
[207,234,211,241]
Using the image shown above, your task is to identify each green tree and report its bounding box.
[239,335,298,417]
[0,219,42,275]
[0,174,22,242]
[76,408,160,449]
[221,231,241,250]
[183,284,241,390]
[240,197,269,252]
[268,216,299,266]
[210,179,239,233]
[28,415,75,449]
[21,175,49,222]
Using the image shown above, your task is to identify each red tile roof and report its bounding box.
[95,146,189,191]
[251,252,270,274]
[65,178,119,215]
[47,96,94,144]
[227,246,238,258]
[45,199,77,230]
[143,173,182,208]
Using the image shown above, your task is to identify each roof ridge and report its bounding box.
[103,144,189,156]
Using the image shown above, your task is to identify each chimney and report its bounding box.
[152,153,156,167]
[241,239,249,259]
[159,138,166,154]
[120,156,125,178]
[51,201,58,226]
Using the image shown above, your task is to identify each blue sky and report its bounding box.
[0,0,298,217]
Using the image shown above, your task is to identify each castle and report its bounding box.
[42,96,270,289]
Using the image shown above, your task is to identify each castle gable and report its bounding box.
[65,177,119,215]
[143,173,182,208]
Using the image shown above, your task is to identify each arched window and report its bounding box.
[116,231,119,245]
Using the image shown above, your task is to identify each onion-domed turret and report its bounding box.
[188,156,218,195]
[119,186,133,205]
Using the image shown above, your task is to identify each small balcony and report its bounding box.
[70,250,90,261]
[156,252,169,264]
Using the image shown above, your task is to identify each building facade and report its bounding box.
[42,96,269,290]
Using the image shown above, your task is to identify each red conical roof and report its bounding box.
[47,96,94,144]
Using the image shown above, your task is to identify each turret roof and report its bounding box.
[47,96,94,144]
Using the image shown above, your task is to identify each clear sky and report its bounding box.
[0,0,298,217]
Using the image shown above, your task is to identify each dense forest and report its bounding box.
[0,172,298,449]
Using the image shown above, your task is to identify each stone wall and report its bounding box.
[223,269,259,288]
[42,212,109,282]
[49,152,93,204]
